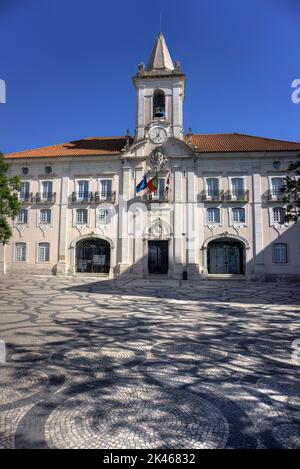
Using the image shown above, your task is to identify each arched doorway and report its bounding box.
[75,238,110,274]
[207,238,245,274]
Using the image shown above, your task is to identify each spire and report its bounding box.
[147,32,175,72]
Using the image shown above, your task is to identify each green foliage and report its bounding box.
[283,154,300,222]
[0,152,21,244]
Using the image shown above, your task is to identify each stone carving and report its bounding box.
[207,223,222,233]
[75,224,88,234]
[16,224,25,238]
[149,147,168,171]
[39,224,49,237]
[145,217,172,240]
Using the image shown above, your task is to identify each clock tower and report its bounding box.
[133,32,186,142]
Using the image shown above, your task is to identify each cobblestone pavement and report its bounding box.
[0,275,300,449]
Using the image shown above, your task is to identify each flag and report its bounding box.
[165,171,170,193]
[136,175,147,193]
[147,174,158,193]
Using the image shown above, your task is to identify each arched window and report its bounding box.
[153,90,165,118]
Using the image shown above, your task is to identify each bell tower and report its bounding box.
[133,32,186,142]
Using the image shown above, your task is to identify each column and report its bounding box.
[132,167,145,276]
[186,170,198,277]
[118,165,131,275]
[173,168,184,278]
[56,175,69,275]
[0,244,6,275]
[252,170,265,278]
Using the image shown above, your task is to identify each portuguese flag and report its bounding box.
[147,174,158,193]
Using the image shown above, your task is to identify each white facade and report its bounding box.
[2,33,300,281]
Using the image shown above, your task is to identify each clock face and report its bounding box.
[149,126,167,144]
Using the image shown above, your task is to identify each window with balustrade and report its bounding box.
[206,178,219,198]
[271,177,284,197]
[99,179,112,200]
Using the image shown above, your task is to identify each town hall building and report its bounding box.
[1,33,300,280]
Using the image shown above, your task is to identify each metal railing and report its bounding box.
[226,190,249,202]
[19,193,33,204]
[35,192,56,204]
[70,191,116,204]
[200,190,224,202]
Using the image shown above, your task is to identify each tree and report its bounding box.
[0,152,21,244]
[284,153,300,222]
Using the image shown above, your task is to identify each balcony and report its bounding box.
[70,191,116,204]
[200,190,224,202]
[35,192,56,204]
[19,193,33,204]
[267,189,286,202]
[226,190,249,202]
[142,192,169,203]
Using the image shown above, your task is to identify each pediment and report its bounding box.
[122,137,196,160]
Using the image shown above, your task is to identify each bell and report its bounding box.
[154,106,164,117]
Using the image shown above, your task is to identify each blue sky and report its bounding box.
[0,0,299,153]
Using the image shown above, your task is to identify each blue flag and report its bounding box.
[136,175,147,193]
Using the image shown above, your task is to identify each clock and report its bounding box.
[149,126,167,144]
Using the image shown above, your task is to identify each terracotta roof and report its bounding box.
[5,136,130,159]
[185,133,300,153]
[4,133,300,159]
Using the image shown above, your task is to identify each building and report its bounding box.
[1,33,300,280]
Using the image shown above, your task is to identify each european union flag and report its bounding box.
[136,175,147,193]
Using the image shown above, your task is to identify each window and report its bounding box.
[44,166,52,174]
[99,209,110,224]
[40,209,51,224]
[99,180,112,200]
[76,208,88,225]
[20,181,30,200]
[206,178,219,198]
[41,181,53,199]
[77,180,89,200]
[271,177,284,197]
[153,177,166,199]
[207,208,220,223]
[21,166,29,175]
[17,209,28,224]
[232,208,245,223]
[273,207,286,224]
[273,243,287,263]
[153,90,165,118]
[38,242,50,262]
[231,178,244,197]
[15,243,26,261]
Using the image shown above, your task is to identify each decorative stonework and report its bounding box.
[39,224,49,237]
[232,223,245,234]
[75,224,88,234]
[144,217,172,240]
[207,223,222,233]
[16,225,25,238]
[149,147,168,171]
